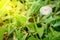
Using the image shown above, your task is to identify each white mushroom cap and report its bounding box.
[40,5,52,15]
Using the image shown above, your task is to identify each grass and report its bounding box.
[0,0,60,40]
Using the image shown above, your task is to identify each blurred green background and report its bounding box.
[0,0,60,40]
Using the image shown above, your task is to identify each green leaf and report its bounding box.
[42,16,60,23]
[26,0,42,17]
[15,29,24,40]
[52,21,60,31]
[28,36,37,40]
[22,34,28,40]
[27,23,36,32]
[53,36,60,40]
[43,37,49,40]
[53,21,60,27]
[50,27,60,38]
[6,24,16,35]
[14,14,27,24]
[0,27,5,40]
[37,27,44,38]
[42,16,53,23]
